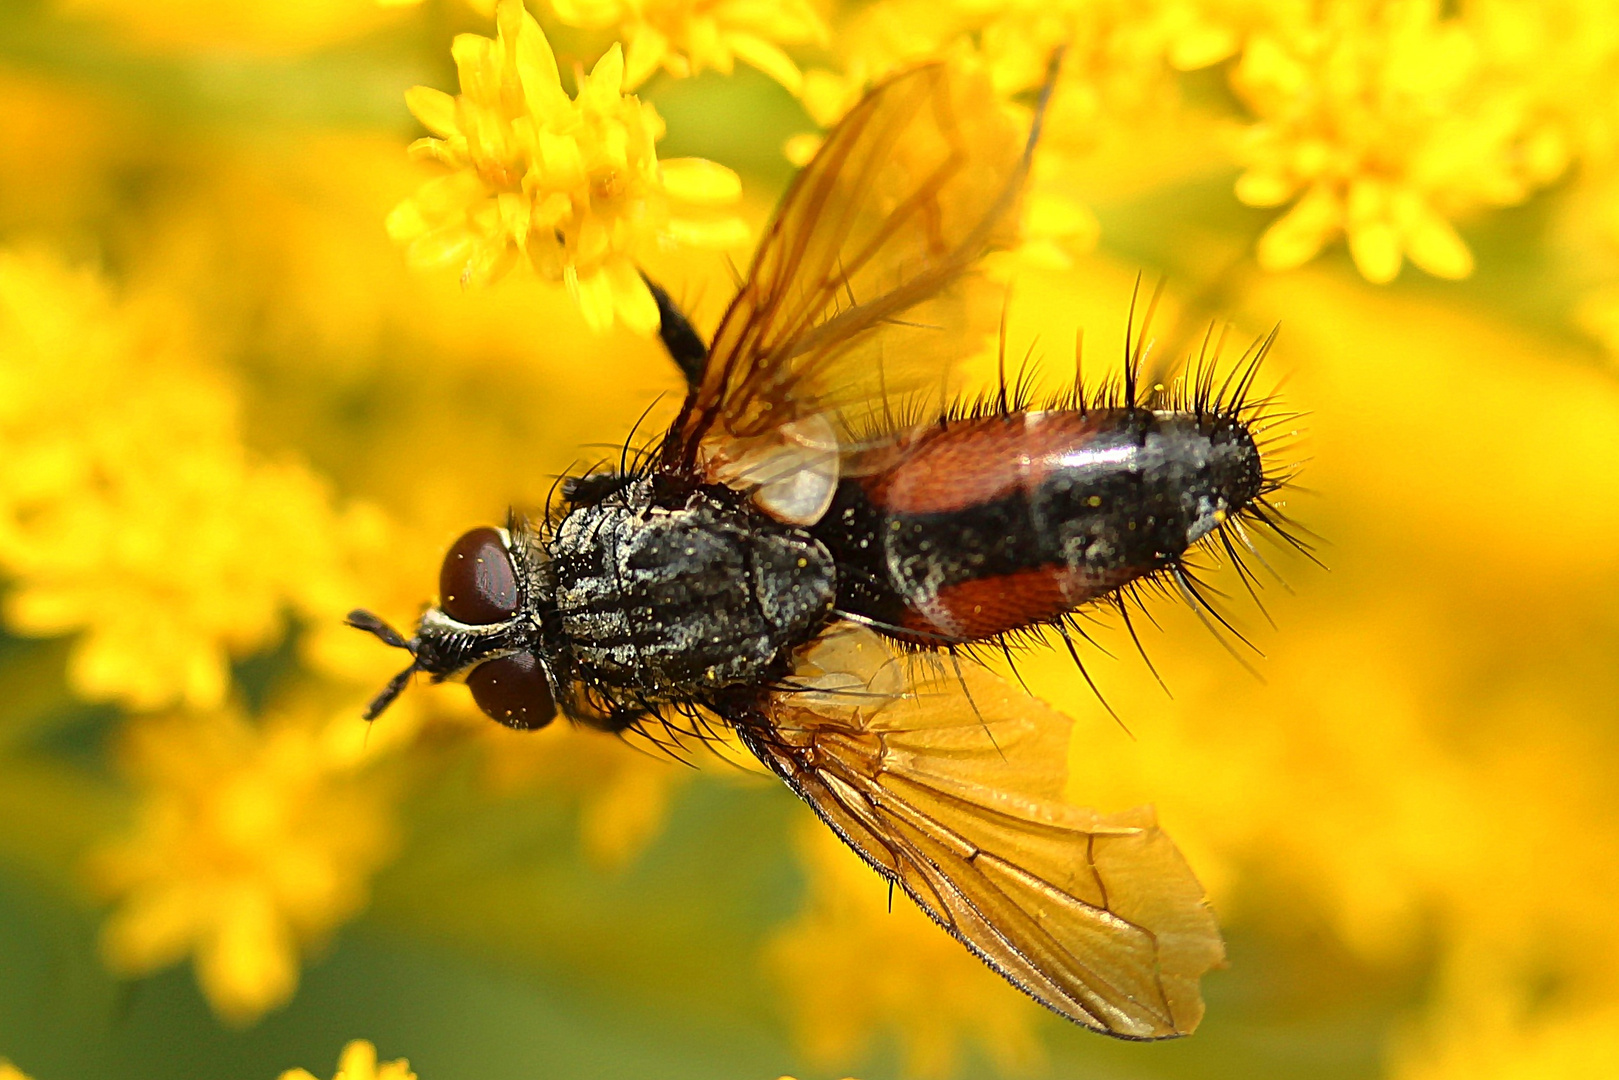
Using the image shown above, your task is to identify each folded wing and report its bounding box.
[742,626,1225,1038]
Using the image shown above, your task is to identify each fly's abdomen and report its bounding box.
[814,409,1264,643]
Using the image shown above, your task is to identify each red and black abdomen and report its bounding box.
[812,408,1263,644]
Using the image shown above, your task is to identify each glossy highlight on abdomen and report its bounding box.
[813,408,1264,643]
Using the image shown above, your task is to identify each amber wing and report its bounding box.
[741,626,1226,1039]
[669,62,1033,467]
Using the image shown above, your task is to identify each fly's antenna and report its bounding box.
[345,609,418,720]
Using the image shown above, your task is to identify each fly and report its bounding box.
[348,60,1304,1040]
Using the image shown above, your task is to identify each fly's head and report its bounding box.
[347,517,560,731]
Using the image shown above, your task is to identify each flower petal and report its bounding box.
[511,4,566,116]
[1235,169,1295,208]
[588,43,626,100]
[725,32,803,94]
[623,25,670,90]
[404,86,459,138]
[567,265,617,332]
[1404,206,1474,280]
[451,33,499,102]
[196,889,299,1026]
[665,215,750,249]
[784,133,822,166]
[660,158,742,206]
[1256,187,1341,271]
[337,1040,379,1080]
[1349,221,1403,284]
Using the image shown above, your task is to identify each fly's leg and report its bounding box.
[643,274,708,389]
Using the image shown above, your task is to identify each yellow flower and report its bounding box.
[788,0,1266,266]
[0,1063,36,1080]
[1231,0,1549,283]
[547,0,828,92]
[88,706,399,1025]
[279,1040,416,1080]
[1470,0,1619,171]
[766,823,1041,1079]
[0,250,359,711]
[386,0,748,334]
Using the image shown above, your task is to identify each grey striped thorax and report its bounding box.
[549,477,836,705]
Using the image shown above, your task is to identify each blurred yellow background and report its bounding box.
[1,1,1617,1079]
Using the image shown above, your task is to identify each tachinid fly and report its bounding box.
[349,60,1304,1040]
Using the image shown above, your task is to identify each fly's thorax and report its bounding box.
[548,476,836,709]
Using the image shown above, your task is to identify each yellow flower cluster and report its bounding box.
[786,0,1619,291]
[89,707,399,1025]
[1234,1,1534,282]
[387,0,748,333]
[3,0,1619,1076]
[547,0,829,91]
[381,0,1619,334]
[0,252,358,711]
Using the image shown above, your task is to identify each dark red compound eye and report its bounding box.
[467,652,556,730]
[439,526,520,625]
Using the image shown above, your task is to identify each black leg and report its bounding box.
[642,273,708,388]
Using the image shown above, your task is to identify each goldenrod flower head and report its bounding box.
[280,1040,416,1080]
[1231,0,1550,284]
[89,708,398,1025]
[1470,0,1619,170]
[788,0,1256,265]
[0,251,355,711]
[816,0,1271,117]
[548,0,828,92]
[386,0,747,334]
